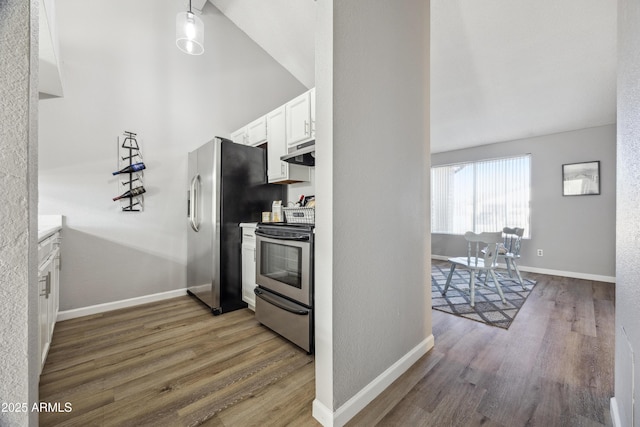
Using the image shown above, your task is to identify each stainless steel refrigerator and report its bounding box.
[187,137,284,315]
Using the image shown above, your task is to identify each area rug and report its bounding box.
[431,264,537,329]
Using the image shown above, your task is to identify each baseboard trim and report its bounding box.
[610,397,621,427]
[313,335,435,427]
[431,256,615,283]
[519,265,615,283]
[57,288,187,321]
[312,399,334,427]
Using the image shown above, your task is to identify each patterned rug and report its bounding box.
[431,264,537,329]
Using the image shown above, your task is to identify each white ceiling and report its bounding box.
[208,0,316,89]
[208,0,617,153]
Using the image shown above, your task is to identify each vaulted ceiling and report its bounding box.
[208,0,616,153]
[208,0,315,88]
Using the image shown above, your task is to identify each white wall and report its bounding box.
[0,0,40,425]
[314,1,431,425]
[287,167,315,203]
[314,0,334,421]
[432,124,616,281]
[38,0,306,311]
[614,0,640,425]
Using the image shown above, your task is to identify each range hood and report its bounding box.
[280,140,315,166]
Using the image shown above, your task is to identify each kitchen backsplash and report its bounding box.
[286,167,315,206]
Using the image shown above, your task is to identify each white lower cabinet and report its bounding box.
[38,271,50,371]
[240,224,257,311]
[38,231,60,373]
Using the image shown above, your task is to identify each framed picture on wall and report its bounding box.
[562,161,600,196]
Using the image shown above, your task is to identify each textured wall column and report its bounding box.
[0,0,40,425]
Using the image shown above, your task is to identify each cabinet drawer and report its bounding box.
[38,232,60,265]
[38,239,53,265]
[254,287,312,353]
[242,229,256,244]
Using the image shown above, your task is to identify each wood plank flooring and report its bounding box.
[40,263,614,426]
[348,261,615,427]
[39,297,316,427]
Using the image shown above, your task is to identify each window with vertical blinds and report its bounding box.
[431,155,531,237]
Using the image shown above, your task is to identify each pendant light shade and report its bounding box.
[176,2,204,55]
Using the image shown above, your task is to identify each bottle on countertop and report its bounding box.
[113,186,146,201]
[272,200,283,222]
[112,162,145,175]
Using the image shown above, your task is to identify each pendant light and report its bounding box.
[176,0,204,55]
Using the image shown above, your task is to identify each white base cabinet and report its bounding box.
[240,224,257,311]
[38,231,60,373]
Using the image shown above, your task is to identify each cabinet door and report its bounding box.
[48,248,60,338]
[286,91,312,146]
[310,87,316,139]
[38,271,50,372]
[241,243,257,310]
[246,116,267,146]
[266,106,288,182]
[230,127,247,145]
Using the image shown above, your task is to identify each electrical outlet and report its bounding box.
[537,249,543,257]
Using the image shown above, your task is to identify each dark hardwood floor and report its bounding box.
[40,262,614,426]
[39,298,317,427]
[348,260,615,427]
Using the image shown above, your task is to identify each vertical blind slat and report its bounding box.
[431,155,531,237]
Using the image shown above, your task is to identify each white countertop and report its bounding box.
[38,215,63,241]
[239,222,258,228]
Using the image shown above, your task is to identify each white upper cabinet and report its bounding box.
[246,116,267,146]
[230,127,248,145]
[39,0,64,97]
[267,106,309,184]
[310,87,316,139]
[231,87,314,183]
[267,107,287,182]
[231,116,267,146]
[286,89,314,147]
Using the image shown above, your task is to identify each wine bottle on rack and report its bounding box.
[113,186,146,201]
[112,162,145,175]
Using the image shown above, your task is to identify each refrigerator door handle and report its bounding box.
[189,174,200,232]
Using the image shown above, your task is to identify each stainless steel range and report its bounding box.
[254,223,314,353]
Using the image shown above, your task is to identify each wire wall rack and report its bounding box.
[113,131,145,212]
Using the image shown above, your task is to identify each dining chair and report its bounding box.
[498,227,525,289]
[442,231,506,308]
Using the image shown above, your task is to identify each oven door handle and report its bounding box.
[254,288,310,315]
[254,230,309,241]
